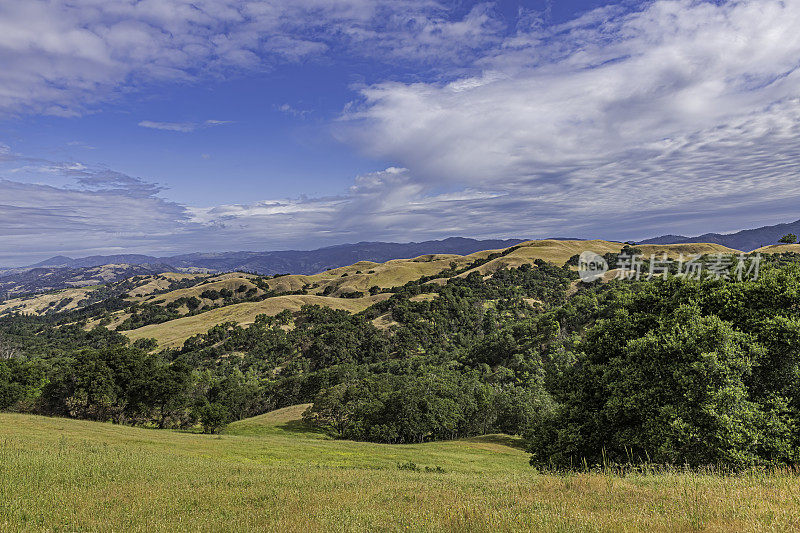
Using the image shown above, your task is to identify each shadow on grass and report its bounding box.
[464,433,528,451]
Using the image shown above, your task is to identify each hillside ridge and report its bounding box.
[640,218,800,251]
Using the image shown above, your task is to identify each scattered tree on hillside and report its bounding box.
[5,251,800,468]
[0,334,18,360]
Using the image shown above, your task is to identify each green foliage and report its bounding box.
[116,303,181,331]
[196,401,230,434]
[779,233,797,244]
[0,359,45,410]
[6,256,800,468]
[200,289,222,300]
[527,267,800,469]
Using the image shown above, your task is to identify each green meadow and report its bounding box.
[1,407,798,532]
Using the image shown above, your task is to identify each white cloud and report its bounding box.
[5,0,800,264]
[138,119,234,132]
[276,103,311,118]
[0,174,192,265]
[0,0,505,116]
[339,0,800,236]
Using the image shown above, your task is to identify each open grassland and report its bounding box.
[124,293,392,348]
[265,255,468,295]
[1,239,773,349]
[126,272,213,299]
[461,239,625,275]
[116,240,766,348]
[140,276,262,305]
[636,243,743,259]
[1,412,799,532]
[0,286,97,316]
[0,271,206,317]
[755,243,800,254]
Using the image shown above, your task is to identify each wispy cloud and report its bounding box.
[0,162,191,265]
[66,141,95,149]
[276,103,311,118]
[137,119,233,132]
[0,0,504,116]
[4,1,800,264]
[340,0,800,235]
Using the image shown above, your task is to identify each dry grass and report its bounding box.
[409,293,439,302]
[371,312,398,330]
[459,240,625,276]
[754,244,800,254]
[124,294,392,348]
[1,411,798,532]
[265,256,465,296]
[636,243,742,258]
[0,286,97,316]
[264,241,629,296]
[143,276,261,305]
[0,271,207,316]
[126,272,208,298]
[0,241,755,320]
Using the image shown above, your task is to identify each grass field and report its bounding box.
[2,410,799,532]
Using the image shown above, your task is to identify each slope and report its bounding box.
[124,293,392,348]
[1,412,796,532]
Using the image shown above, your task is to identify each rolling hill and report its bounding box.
[7,220,798,302]
[0,263,183,300]
[0,237,525,301]
[124,293,392,348]
[14,237,526,274]
[1,238,768,350]
[640,218,800,251]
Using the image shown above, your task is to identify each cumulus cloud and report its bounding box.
[339,0,800,236]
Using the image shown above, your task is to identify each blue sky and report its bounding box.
[2,0,800,265]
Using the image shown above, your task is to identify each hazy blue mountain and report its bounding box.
[23,237,527,276]
[0,263,175,300]
[639,219,800,251]
[29,254,162,269]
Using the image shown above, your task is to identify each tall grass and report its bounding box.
[1,413,799,532]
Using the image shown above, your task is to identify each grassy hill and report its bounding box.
[0,271,208,316]
[1,411,798,532]
[125,293,391,348]
[1,239,758,350]
[754,243,800,254]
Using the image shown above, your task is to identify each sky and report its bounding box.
[2,0,800,266]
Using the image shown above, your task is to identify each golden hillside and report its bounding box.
[124,293,391,348]
[753,244,800,254]
[0,286,98,316]
[636,242,742,258]
[2,239,763,349]
[0,271,208,317]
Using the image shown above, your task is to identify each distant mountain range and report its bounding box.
[15,237,528,276]
[639,219,800,251]
[0,264,176,301]
[0,237,526,300]
[4,221,799,301]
